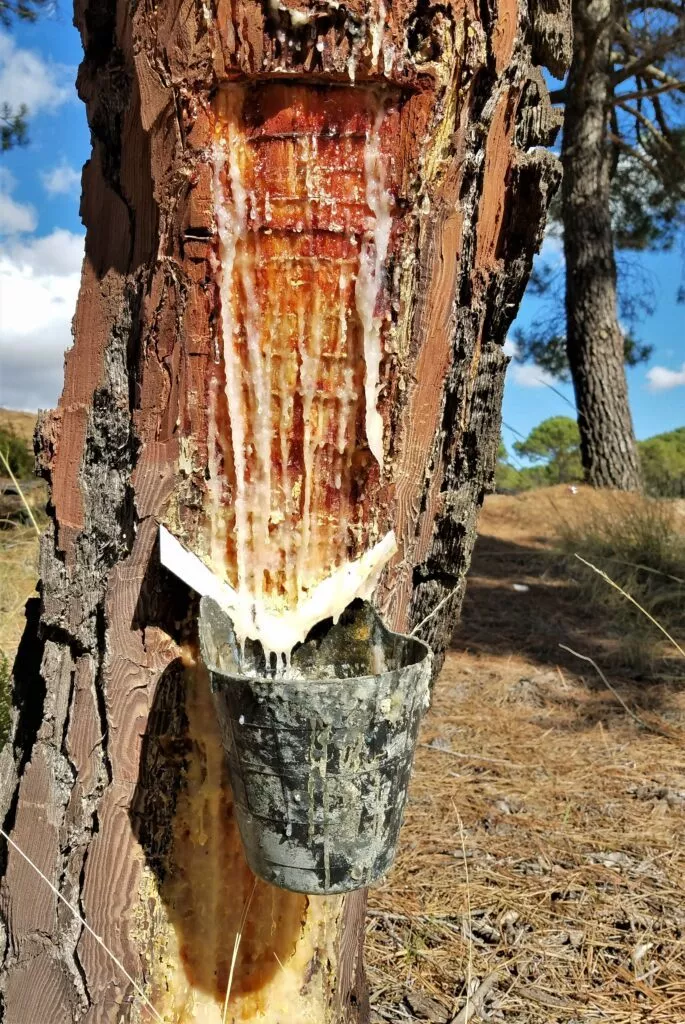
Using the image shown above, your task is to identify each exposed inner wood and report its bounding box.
[202,83,401,658]
[133,652,341,1024]
[0,0,570,1021]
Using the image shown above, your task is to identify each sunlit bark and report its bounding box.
[0,0,569,1020]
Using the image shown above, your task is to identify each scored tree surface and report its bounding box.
[0,0,570,1022]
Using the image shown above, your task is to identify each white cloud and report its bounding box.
[0,30,73,114]
[540,224,564,260]
[509,363,557,389]
[0,229,84,411]
[0,168,37,234]
[646,363,685,392]
[2,227,84,283]
[503,337,519,358]
[0,193,36,234]
[41,160,81,197]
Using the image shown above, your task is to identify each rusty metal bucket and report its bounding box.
[198,596,432,895]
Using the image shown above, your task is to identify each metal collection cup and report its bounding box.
[198,597,432,894]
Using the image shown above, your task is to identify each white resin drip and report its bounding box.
[277,314,293,597]
[213,106,275,605]
[347,44,358,83]
[336,367,355,456]
[213,131,251,592]
[204,92,394,665]
[160,525,397,664]
[371,0,387,69]
[355,109,392,467]
[207,374,226,571]
[239,232,272,601]
[296,285,321,594]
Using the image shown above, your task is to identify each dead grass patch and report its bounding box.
[370,489,685,1022]
[367,654,685,1023]
[557,494,685,677]
[0,522,40,657]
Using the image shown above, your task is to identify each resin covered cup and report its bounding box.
[198,597,432,894]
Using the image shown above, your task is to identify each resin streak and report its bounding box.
[142,658,341,1024]
[208,84,396,646]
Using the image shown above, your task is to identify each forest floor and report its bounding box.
[0,408,37,444]
[0,409,43,660]
[367,487,685,1024]
[1,474,684,1023]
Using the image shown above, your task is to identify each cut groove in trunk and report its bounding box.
[0,0,569,1021]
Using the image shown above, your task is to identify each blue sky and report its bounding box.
[1,12,683,442]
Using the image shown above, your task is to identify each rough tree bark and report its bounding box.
[562,0,643,491]
[0,0,569,1021]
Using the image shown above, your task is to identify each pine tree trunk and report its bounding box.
[0,1,569,1021]
[562,0,642,491]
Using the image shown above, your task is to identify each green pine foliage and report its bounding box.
[639,426,685,497]
[496,417,583,490]
[512,416,582,483]
[0,0,54,150]
[515,3,685,379]
[1,102,29,151]
[496,420,685,496]
[0,0,52,25]
[0,428,34,479]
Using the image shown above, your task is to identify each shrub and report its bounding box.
[639,427,685,498]
[558,495,685,675]
[0,427,33,479]
[0,652,11,751]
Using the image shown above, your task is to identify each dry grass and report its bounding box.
[368,487,685,1023]
[0,521,41,657]
[367,655,685,1023]
[0,431,46,641]
[0,408,37,446]
[557,495,685,676]
[456,486,685,682]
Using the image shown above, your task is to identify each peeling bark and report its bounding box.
[0,0,569,1021]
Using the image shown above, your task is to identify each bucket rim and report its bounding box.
[205,653,432,689]
[199,595,433,686]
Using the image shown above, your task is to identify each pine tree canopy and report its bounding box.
[515,0,685,378]
[0,1,54,150]
[0,0,52,25]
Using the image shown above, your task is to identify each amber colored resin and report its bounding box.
[207,83,397,619]
[143,84,400,1024]
[141,659,342,1024]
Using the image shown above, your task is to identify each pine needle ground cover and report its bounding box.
[0,410,46,748]
[369,488,685,1023]
[1,477,684,1022]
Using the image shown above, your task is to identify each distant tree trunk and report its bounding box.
[562,0,643,491]
[0,1,569,1021]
